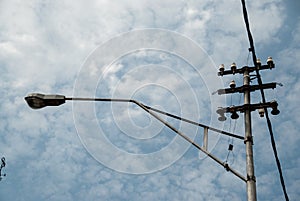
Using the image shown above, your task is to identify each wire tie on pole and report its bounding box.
[244,136,253,145]
[247,175,256,182]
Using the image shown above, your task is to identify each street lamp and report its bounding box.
[24,93,246,182]
[24,93,243,139]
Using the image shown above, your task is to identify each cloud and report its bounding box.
[0,0,298,200]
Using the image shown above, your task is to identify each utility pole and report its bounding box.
[216,57,280,201]
[243,67,256,201]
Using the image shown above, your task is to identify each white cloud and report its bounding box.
[0,0,298,200]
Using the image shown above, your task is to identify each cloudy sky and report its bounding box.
[0,0,299,200]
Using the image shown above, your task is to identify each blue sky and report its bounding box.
[0,0,299,200]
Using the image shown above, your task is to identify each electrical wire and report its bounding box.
[229,92,241,166]
[225,91,236,166]
[233,93,242,134]
[240,0,289,200]
[246,51,251,66]
[229,94,233,131]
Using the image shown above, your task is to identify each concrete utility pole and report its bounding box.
[243,68,256,201]
[216,57,280,201]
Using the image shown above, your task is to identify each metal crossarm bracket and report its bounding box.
[218,64,274,76]
[217,82,277,95]
[217,101,279,114]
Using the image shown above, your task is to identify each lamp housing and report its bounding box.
[25,93,66,109]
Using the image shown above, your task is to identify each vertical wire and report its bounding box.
[240,0,289,199]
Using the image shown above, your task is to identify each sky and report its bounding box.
[0,0,299,200]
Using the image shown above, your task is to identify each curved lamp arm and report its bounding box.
[24,93,246,182]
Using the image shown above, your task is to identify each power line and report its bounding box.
[240,0,289,200]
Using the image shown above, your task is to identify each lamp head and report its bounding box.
[24,93,66,109]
